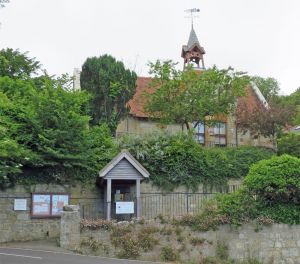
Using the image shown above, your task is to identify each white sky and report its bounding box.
[0,0,300,95]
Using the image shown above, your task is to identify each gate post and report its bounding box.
[60,205,80,251]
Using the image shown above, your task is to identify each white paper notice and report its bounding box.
[116,201,134,214]
[14,199,27,211]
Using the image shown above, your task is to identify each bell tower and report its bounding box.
[181,9,205,70]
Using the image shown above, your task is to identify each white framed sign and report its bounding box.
[14,199,27,211]
[116,201,134,214]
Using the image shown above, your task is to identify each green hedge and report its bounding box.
[118,133,274,191]
[216,155,300,225]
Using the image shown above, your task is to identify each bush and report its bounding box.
[244,155,300,205]
[118,133,273,191]
[216,189,259,226]
[160,246,179,262]
[216,155,300,225]
[278,133,300,158]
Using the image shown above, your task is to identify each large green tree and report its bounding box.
[80,54,137,133]
[0,49,117,188]
[144,60,249,130]
[279,87,300,125]
[0,48,41,79]
[251,76,280,101]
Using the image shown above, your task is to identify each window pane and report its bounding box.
[193,122,205,133]
[196,134,205,144]
[215,136,226,145]
[213,122,226,135]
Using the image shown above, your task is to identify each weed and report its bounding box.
[190,237,206,246]
[160,246,179,262]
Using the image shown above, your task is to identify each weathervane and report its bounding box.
[184,8,200,27]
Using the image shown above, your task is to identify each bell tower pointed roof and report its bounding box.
[181,25,205,70]
[187,25,200,49]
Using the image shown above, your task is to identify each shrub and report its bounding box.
[277,133,300,158]
[118,133,273,191]
[216,189,259,226]
[160,246,179,262]
[244,155,300,205]
[175,200,230,231]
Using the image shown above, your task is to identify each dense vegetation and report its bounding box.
[145,61,249,131]
[0,49,117,188]
[80,54,137,134]
[119,133,274,191]
[277,133,300,158]
[178,155,300,228]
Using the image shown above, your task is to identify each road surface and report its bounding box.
[0,247,162,264]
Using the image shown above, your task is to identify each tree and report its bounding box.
[277,133,300,158]
[144,60,249,131]
[237,100,294,149]
[0,48,41,79]
[251,76,280,101]
[0,0,9,8]
[80,54,137,134]
[278,87,300,125]
[0,49,118,188]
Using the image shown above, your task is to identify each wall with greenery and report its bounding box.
[118,133,274,191]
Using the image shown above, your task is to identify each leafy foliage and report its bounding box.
[118,133,274,191]
[237,100,295,148]
[216,155,300,225]
[277,133,300,158]
[251,76,280,101]
[80,54,137,133]
[278,87,300,125]
[0,52,117,187]
[0,48,41,79]
[244,155,300,205]
[145,61,249,130]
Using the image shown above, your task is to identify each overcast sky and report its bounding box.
[0,0,299,95]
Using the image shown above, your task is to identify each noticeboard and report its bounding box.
[52,195,69,216]
[14,199,27,211]
[31,193,69,218]
[116,201,134,214]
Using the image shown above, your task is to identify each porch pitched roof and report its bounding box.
[99,150,150,179]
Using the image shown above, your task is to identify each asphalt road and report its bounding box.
[0,247,161,264]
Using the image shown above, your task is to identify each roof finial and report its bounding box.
[185,8,200,29]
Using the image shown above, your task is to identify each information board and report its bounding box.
[32,194,51,216]
[116,201,134,214]
[52,195,69,216]
[31,193,69,218]
[14,199,27,211]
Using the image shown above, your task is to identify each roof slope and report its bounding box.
[129,77,268,119]
[99,150,150,179]
[128,77,154,118]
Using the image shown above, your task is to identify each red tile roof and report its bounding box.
[128,77,154,118]
[129,78,265,119]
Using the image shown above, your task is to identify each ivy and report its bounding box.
[118,133,274,191]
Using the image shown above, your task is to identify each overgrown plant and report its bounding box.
[118,133,273,191]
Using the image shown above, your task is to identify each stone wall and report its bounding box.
[61,214,300,264]
[116,115,274,149]
[0,183,102,243]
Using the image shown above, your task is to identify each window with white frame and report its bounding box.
[193,122,205,144]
